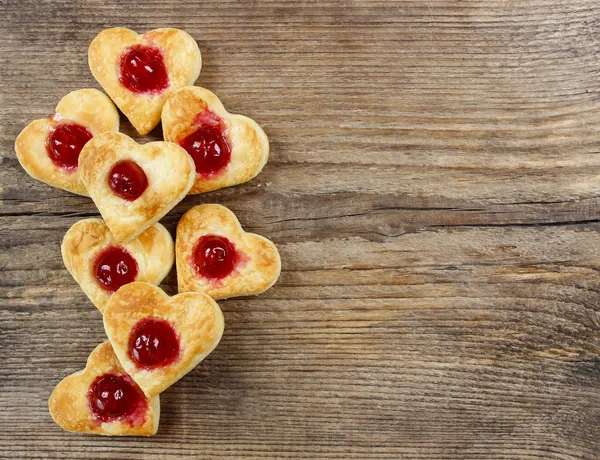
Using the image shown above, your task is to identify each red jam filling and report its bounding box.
[119,45,169,94]
[108,160,148,201]
[88,374,146,422]
[128,318,180,369]
[94,246,138,292]
[46,122,93,170]
[179,110,231,177]
[193,235,237,280]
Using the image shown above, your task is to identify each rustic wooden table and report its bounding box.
[2,1,600,459]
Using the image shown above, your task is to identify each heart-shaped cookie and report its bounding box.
[78,132,195,243]
[103,282,224,397]
[15,89,119,195]
[162,86,269,194]
[88,27,201,135]
[62,218,174,313]
[49,341,160,436]
[176,204,281,299]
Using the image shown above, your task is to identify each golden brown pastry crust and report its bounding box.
[103,282,224,397]
[162,86,269,194]
[48,342,160,436]
[176,204,281,299]
[88,27,202,135]
[61,218,174,313]
[78,132,195,243]
[14,89,119,195]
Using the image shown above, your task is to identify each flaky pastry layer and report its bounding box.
[61,218,174,312]
[15,89,119,195]
[89,27,202,135]
[176,204,281,299]
[104,282,224,397]
[48,342,160,436]
[78,132,194,243]
[162,86,269,194]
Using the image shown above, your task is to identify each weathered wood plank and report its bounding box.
[1,0,600,459]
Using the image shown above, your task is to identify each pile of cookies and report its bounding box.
[15,28,281,436]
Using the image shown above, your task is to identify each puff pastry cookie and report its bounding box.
[162,86,269,194]
[15,89,119,195]
[104,282,224,397]
[49,341,160,436]
[78,132,195,243]
[62,218,174,313]
[176,204,281,299]
[89,27,202,135]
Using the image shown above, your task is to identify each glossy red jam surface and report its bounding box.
[46,122,92,170]
[88,374,146,422]
[108,160,148,201]
[94,246,138,292]
[128,318,180,369]
[193,234,237,280]
[119,45,169,94]
[179,110,231,177]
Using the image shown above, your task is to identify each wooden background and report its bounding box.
[1,0,600,458]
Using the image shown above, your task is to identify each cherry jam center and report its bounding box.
[89,374,145,422]
[108,160,148,201]
[128,318,180,369]
[179,110,231,177]
[119,45,169,94]
[46,122,92,170]
[193,235,237,280]
[94,246,138,293]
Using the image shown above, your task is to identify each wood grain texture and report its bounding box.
[1,0,600,458]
